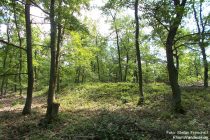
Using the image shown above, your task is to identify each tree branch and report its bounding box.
[30,0,49,15]
[0,73,28,77]
[174,43,200,51]
[0,39,26,51]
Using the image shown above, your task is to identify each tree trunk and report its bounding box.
[174,48,179,78]
[96,55,101,81]
[201,47,208,88]
[22,0,34,115]
[166,0,186,113]
[135,0,144,105]
[46,0,59,121]
[13,0,22,95]
[55,0,63,93]
[34,50,38,90]
[193,1,208,87]
[55,25,61,93]
[1,50,8,96]
[124,47,129,81]
[75,67,81,83]
[112,15,122,82]
[95,35,101,81]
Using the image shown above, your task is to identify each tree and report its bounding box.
[165,0,187,112]
[192,0,209,88]
[102,1,123,82]
[134,0,144,105]
[22,0,34,115]
[46,0,59,121]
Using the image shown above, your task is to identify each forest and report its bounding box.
[0,0,210,139]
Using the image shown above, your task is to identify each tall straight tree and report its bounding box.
[12,0,23,95]
[165,0,187,112]
[46,0,59,121]
[22,0,34,115]
[134,0,144,105]
[192,0,208,88]
[113,16,123,82]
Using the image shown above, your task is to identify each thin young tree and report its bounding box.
[134,0,144,105]
[192,0,208,88]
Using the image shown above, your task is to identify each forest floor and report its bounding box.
[0,82,210,140]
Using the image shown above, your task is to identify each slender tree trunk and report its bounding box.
[14,74,17,92]
[75,67,81,83]
[22,0,34,115]
[124,48,129,81]
[115,29,122,82]
[81,69,85,83]
[55,25,61,93]
[193,1,208,87]
[46,0,59,121]
[34,50,38,89]
[166,0,186,112]
[1,25,9,96]
[18,51,22,95]
[55,0,63,93]
[201,46,208,87]
[112,15,122,82]
[1,51,8,96]
[95,35,101,81]
[13,0,22,95]
[57,68,60,92]
[96,55,101,81]
[135,0,144,105]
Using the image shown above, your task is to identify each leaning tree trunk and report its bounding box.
[166,0,186,113]
[135,0,144,105]
[22,0,34,115]
[46,0,60,121]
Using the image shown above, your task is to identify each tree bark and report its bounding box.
[46,0,59,121]
[22,0,34,115]
[166,0,186,112]
[135,0,144,105]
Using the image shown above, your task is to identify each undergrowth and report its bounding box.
[0,82,209,139]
